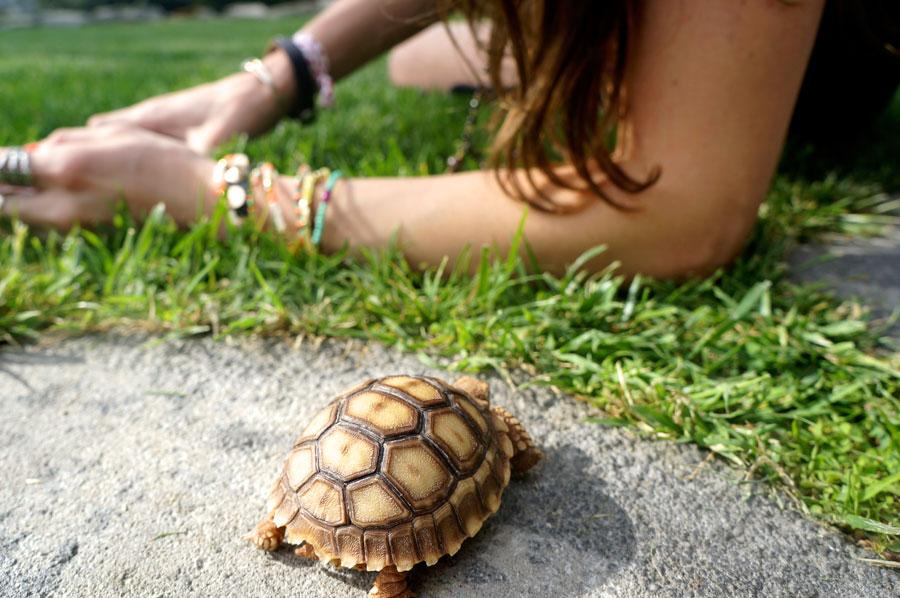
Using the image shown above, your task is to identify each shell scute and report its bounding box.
[318,426,378,481]
[491,411,509,433]
[426,408,482,474]
[499,432,515,459]
[383,438,453,511]
[296,401,338,444]
[363,530,390,571]
[343,391,419,437]
[285,445,316,490]
[347,477,411,527]
[379,375,448,407]
[265,479,286,514]
[493,448,512,487]
[272,495,299,528]
[298,476,346,526]
[432,502,466,556]
[335,526,365,568]
[474,459,502,513]
[412,514,443,566]
[455,394,489,436]
[388,523,419,571]
[450,477,485,537]
[308,518,337,556]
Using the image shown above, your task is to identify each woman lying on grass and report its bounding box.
[0,0,897,277]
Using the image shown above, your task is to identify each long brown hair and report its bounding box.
[449,0,659,212]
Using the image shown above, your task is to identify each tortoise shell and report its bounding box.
[264,375,514,572]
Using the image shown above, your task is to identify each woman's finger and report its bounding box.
[0,183,33,196]
[2,140,76,190]
[0,142,50,190]
[9,137,102,191]
[7,144,59,190]
[3,124,137,188]
[0,146,35,188]
[0,187,115,229]
[87,98,185,140]
[86,109,120,128]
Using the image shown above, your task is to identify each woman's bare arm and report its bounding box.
[302,0,440,81]
[88,0,439,153]
[17,0,825,280]
[321,0,826,277]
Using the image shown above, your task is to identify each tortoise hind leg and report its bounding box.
[245,512,284,552]
[491,406,542,475]
[369,565,413,597]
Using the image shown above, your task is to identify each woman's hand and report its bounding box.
[0,126,216,229]
[86,51,298,155]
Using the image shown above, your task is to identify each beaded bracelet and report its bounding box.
[212,154,252,224]
[250,162,286,233]
[311,169,343,246]
[292,166,330,245]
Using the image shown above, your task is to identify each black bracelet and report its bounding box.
[270,37,318,123]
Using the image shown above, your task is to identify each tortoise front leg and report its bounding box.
[369,565,413,597]
[245,512,284,552]
[491,406,543,475]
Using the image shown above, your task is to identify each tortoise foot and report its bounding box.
[294,543,317,559]
[246,517,284,552]
[369,565,413,597]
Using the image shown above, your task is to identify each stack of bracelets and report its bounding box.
[211,33,344,249]
[212,153,343,250]
[213,26,477,250]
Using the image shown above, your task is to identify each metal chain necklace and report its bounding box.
[445,90,483,173]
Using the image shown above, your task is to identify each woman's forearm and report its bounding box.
[320,166,753,279]
[254,0,439,129]
[302,0,440,81]
[261,0,438,122]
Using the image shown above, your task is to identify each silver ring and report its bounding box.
[0,147,33,187]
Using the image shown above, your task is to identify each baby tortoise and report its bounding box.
[247,375,541,596]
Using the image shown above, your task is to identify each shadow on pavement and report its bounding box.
[418,443,635,595]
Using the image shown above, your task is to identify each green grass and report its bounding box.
[1,18,898,555]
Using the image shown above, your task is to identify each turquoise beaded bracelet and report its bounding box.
[311,169,343,246]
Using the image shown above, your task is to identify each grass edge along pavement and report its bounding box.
[0,16,897,561]
[1,186,898,559]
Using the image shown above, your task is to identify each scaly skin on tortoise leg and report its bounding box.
[245,513,284,552]
[369,565,413,597]
[491,406,543,475]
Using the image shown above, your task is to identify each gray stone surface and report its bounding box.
[1,335,896,597]
[789,225,899,338]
